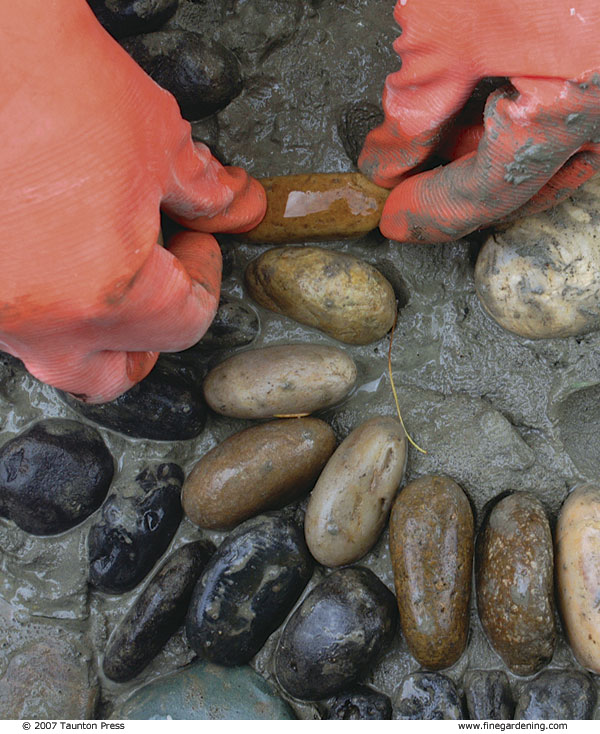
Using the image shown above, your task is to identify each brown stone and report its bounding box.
[476,492,556,675]
[389,475,474,670]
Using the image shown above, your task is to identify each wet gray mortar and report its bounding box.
[1,0,600,719]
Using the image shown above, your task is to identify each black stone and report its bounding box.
[103,540,214,682]
[337,102,384,167]
[464,670,514,720]
[186,513,313,665]
[0,419,114,535]
[393,672,465,720]
[64,357,206,441]
[274,566,398,701]
[188,297,258,351]
[515,670,597,720]
[323,686,392,720]
[87,0,179,39]
[88,462,183,593]
[121,31,242,120]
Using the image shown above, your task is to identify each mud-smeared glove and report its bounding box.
[359,0,600,243]
[0,0,265,402]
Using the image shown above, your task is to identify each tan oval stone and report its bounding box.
[476,492,556,675]
[181,417,336,529]
[556,484,600,674]
[203,343,357,419]
[244,246,397,345]
[389,475,474,670]
[304,416,407,566]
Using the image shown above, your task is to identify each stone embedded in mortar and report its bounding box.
[463,670,514,720]
[103,540,215,682]
[0,419,114,535]
[191,296,259,350]
[111,659,295,719]
[337,101,384,166]
[322,685,393,720]
[64,356,207,441]
[186,512,312,666]
[121,31,243,120]
[476,492,556,676]
[514,670,597,720]
[392,672,465,720]
[88,462,184,594]
[388,475,474,671]
[274,566,398,701]
[87,0,179,39]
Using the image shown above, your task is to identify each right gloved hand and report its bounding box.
[0,0,266,403]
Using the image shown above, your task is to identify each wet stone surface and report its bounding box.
[463,670,514,720]
[337,101,384,166]
[393,672,465,720]
[321,685,392,720]
[87,0,179,39]
[88,463,184,594]
[192,296,259,350]
[0,419,114,536]
[514,670,598,720]
[186,512,312,666]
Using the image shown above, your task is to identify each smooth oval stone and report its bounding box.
[121,31,242,119]
[556,484,600,673]
[65,357,206,440]
[182,418,336,530]
[245,247,396,345]
[87,0,178,39]
[476,492,556,675]
[337,102,384,166]
[88,463,183,593]
[194,297,259,350]
[305,416,407,566]
[112,660,294,720]
[323,685,392,720]
[203,344,357,419]
[388,475,473,670]
[514,670,597,720]
[393,672,464,720]
[186,513,313,665]
[103,540,214,682]
[274,566,397,701]
[463,670,514,720]
[0,419,114,535]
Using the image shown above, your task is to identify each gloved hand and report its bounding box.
[0,0,265,402]
[359,1,600,243]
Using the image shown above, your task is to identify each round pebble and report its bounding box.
[322,686,392,720]
[186,513,313,665]
[103,540,214,682]
[274,566,397,701]
[514,670,597,720]
[305,416,407,566]
[463,670,514,720]
[337,102,385,166]
[88,463,183,593]
[555,484,600,673]
[388,475,474,670]
[203,343,357,419]
[476,492,556,676]
[87,0,178,39]
[245,247,396,345]
[193,296,258,350]
[393,672,464,720]
[0,419,114,535]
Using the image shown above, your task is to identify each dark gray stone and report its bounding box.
[393,672,465,720]
[337,102,384,166]
[515,670,597,720]
[191,296,258,350]
[323,685,392,720]
[87,0,179,39]
[464,670,514,720]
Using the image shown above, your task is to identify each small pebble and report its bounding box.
[103,540,215,682]
[121,31,242,119]
[0,419,113,535]
[182,418,336,530]
[274,566,397,700]
[388,475,474,670]
[463,670,514,720]
[87,0,178,39]
[322,685,392,720]
[203,343,357,419]
[476,492,556,676]
[393,672,465,720]
[193,296,258,350]
[514,670,597,720]
[305,416,407,566]
[186,513,313,665]
[555,484,600,673]
[337,102,384,166]
[88,463,183,593]
[65,357,207,440]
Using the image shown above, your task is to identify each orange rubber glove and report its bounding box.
[0,0,265,402]
[359,1,600,243]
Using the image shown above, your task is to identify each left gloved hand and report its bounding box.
[359,0,600,243]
